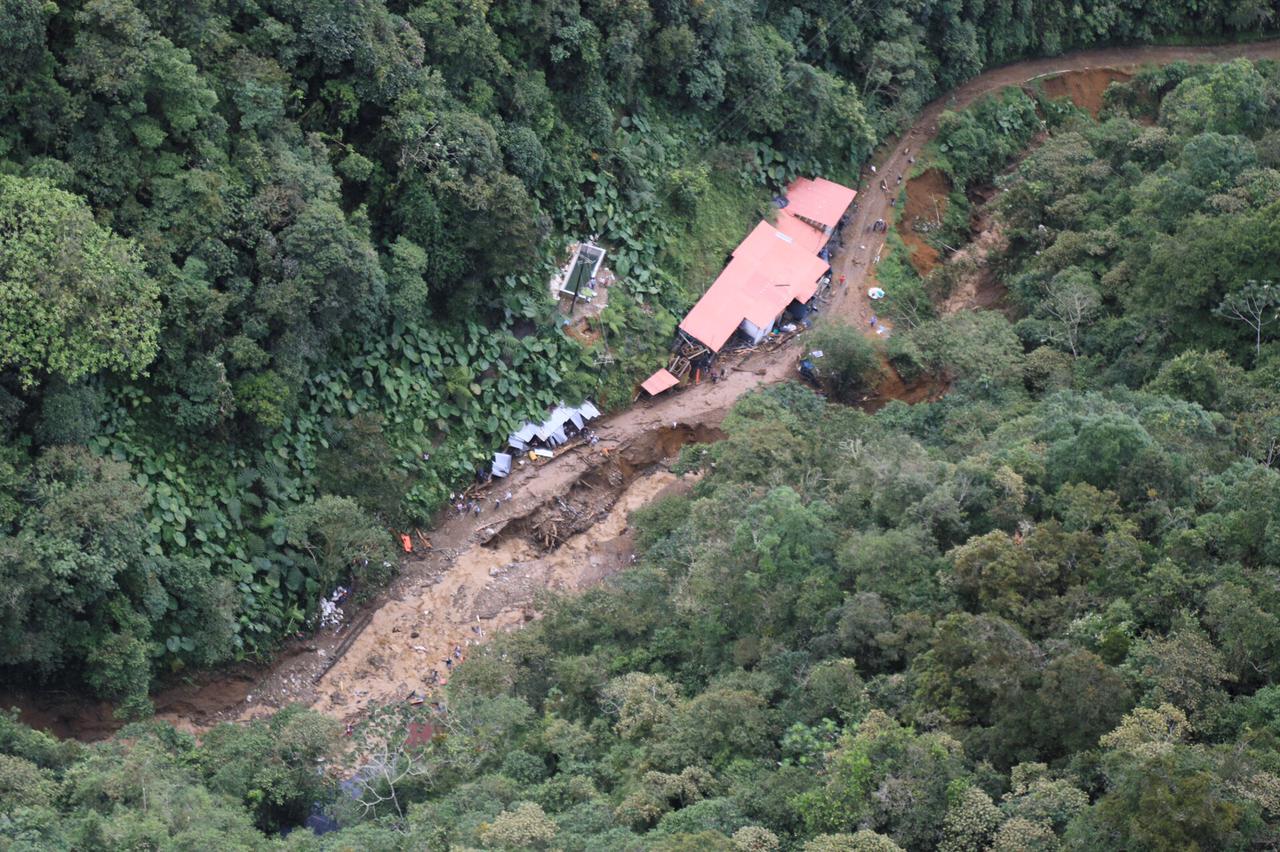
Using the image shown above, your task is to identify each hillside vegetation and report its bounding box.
[2,0,1265,712]
[7,39,1280,849]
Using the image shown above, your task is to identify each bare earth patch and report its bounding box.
[897,168,952,277]
[1039,67,1133,117]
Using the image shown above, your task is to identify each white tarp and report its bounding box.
[506,400,601,453]
[492,452,512,478]
[535,406,574,441]
[509,422,539,447]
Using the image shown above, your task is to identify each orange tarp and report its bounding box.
[641,368,680,396]
[784,176,857,229]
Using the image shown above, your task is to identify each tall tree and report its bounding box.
[1216,280,1280,358]
[0,175,159,387]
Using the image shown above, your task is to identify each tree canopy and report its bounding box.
[3,3,1280,849]
[0,175,159,388]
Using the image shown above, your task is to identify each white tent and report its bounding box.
[505,400,601,454]
[491,452,512,477]
[535,406,575,442]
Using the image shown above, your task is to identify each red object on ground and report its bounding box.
[405,721,435,748]
[400,534,413,553]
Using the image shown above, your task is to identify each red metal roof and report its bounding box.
[675,176,853,352]
[641,368,680,396]
[680,222,830,351]
[775,210,828,254]
[785,177,857,229]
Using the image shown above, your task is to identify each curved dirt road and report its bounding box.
[826,38,1280,332]
[152,36,1280,732]
[17,38,1280,738]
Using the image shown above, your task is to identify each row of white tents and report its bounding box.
[491,400,601,478]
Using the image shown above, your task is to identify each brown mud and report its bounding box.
[897,168,952,277]
[149,422,724,733]
[13,39,1280,741]
[940,212,1011,316]
[866,357,950,412]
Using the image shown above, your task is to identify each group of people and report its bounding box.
[426,643,467,686]
[452,496,483,516]
[451,488,517,516]
[867,218,887,233]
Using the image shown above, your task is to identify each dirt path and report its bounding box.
[13,38,1280,740]
[825,39,1280,333]
[117,36,1280,734]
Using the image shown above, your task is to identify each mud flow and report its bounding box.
[15,42,1280,740]
[483,424,725,553]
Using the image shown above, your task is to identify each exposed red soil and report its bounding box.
[867,357,950,412]
[14,39,1280,741]
[897,168,952,276]
[1039,68,1133,117]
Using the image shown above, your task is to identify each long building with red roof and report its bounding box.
[641,176,855,395]
[677,176,855,352]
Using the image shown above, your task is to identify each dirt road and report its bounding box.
[131,36,1280,733]
[13,38,1280,739]
[825,39,1280,334]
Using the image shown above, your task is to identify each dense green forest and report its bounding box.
[8,40,1280,847]
[6,0,1271,710]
